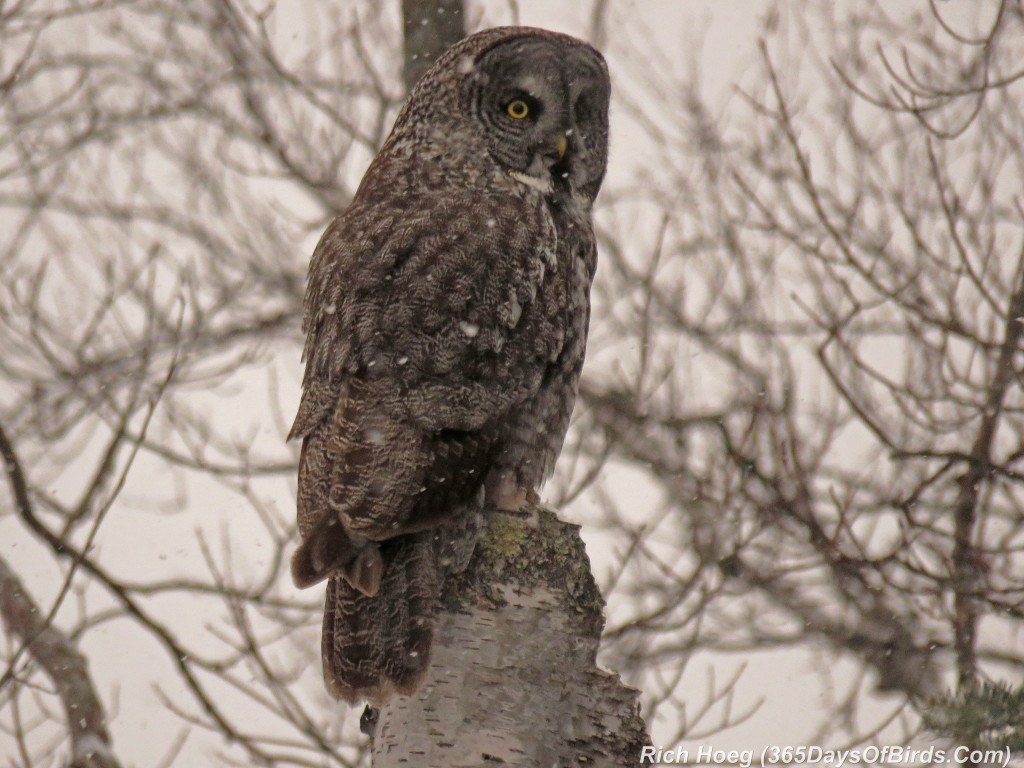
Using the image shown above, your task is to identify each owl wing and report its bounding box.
[290,190,558,587]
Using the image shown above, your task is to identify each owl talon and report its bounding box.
[485,473,539,514]
[345,544,385,597]
[292,518,360,589]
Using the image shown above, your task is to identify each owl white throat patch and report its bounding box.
[508,169,553,195]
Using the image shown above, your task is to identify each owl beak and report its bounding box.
[527,131,571,179]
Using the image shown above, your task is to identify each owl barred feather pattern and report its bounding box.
[289,26,610,704]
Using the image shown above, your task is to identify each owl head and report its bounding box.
[386,27,610,206]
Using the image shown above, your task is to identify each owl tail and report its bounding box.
[321,532,440,704]
[319,508,483,704]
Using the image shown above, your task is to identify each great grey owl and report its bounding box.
[289,26,610,704]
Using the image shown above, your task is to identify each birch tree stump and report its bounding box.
[369,506,650,766]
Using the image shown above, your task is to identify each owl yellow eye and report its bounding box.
[506,99,530,119]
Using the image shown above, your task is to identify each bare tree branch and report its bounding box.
[0,424,122,768]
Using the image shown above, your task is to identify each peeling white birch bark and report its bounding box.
[370,506,650,766]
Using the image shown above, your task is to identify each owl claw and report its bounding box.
[344,544,384,597]
[291,517,382,591]
[485,472,539,513]
[292,522,357,589]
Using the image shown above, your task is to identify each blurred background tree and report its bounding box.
[2,0,1023,765]
[580,0,1024,751]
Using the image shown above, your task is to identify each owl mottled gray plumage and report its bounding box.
[289,26,610,704]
